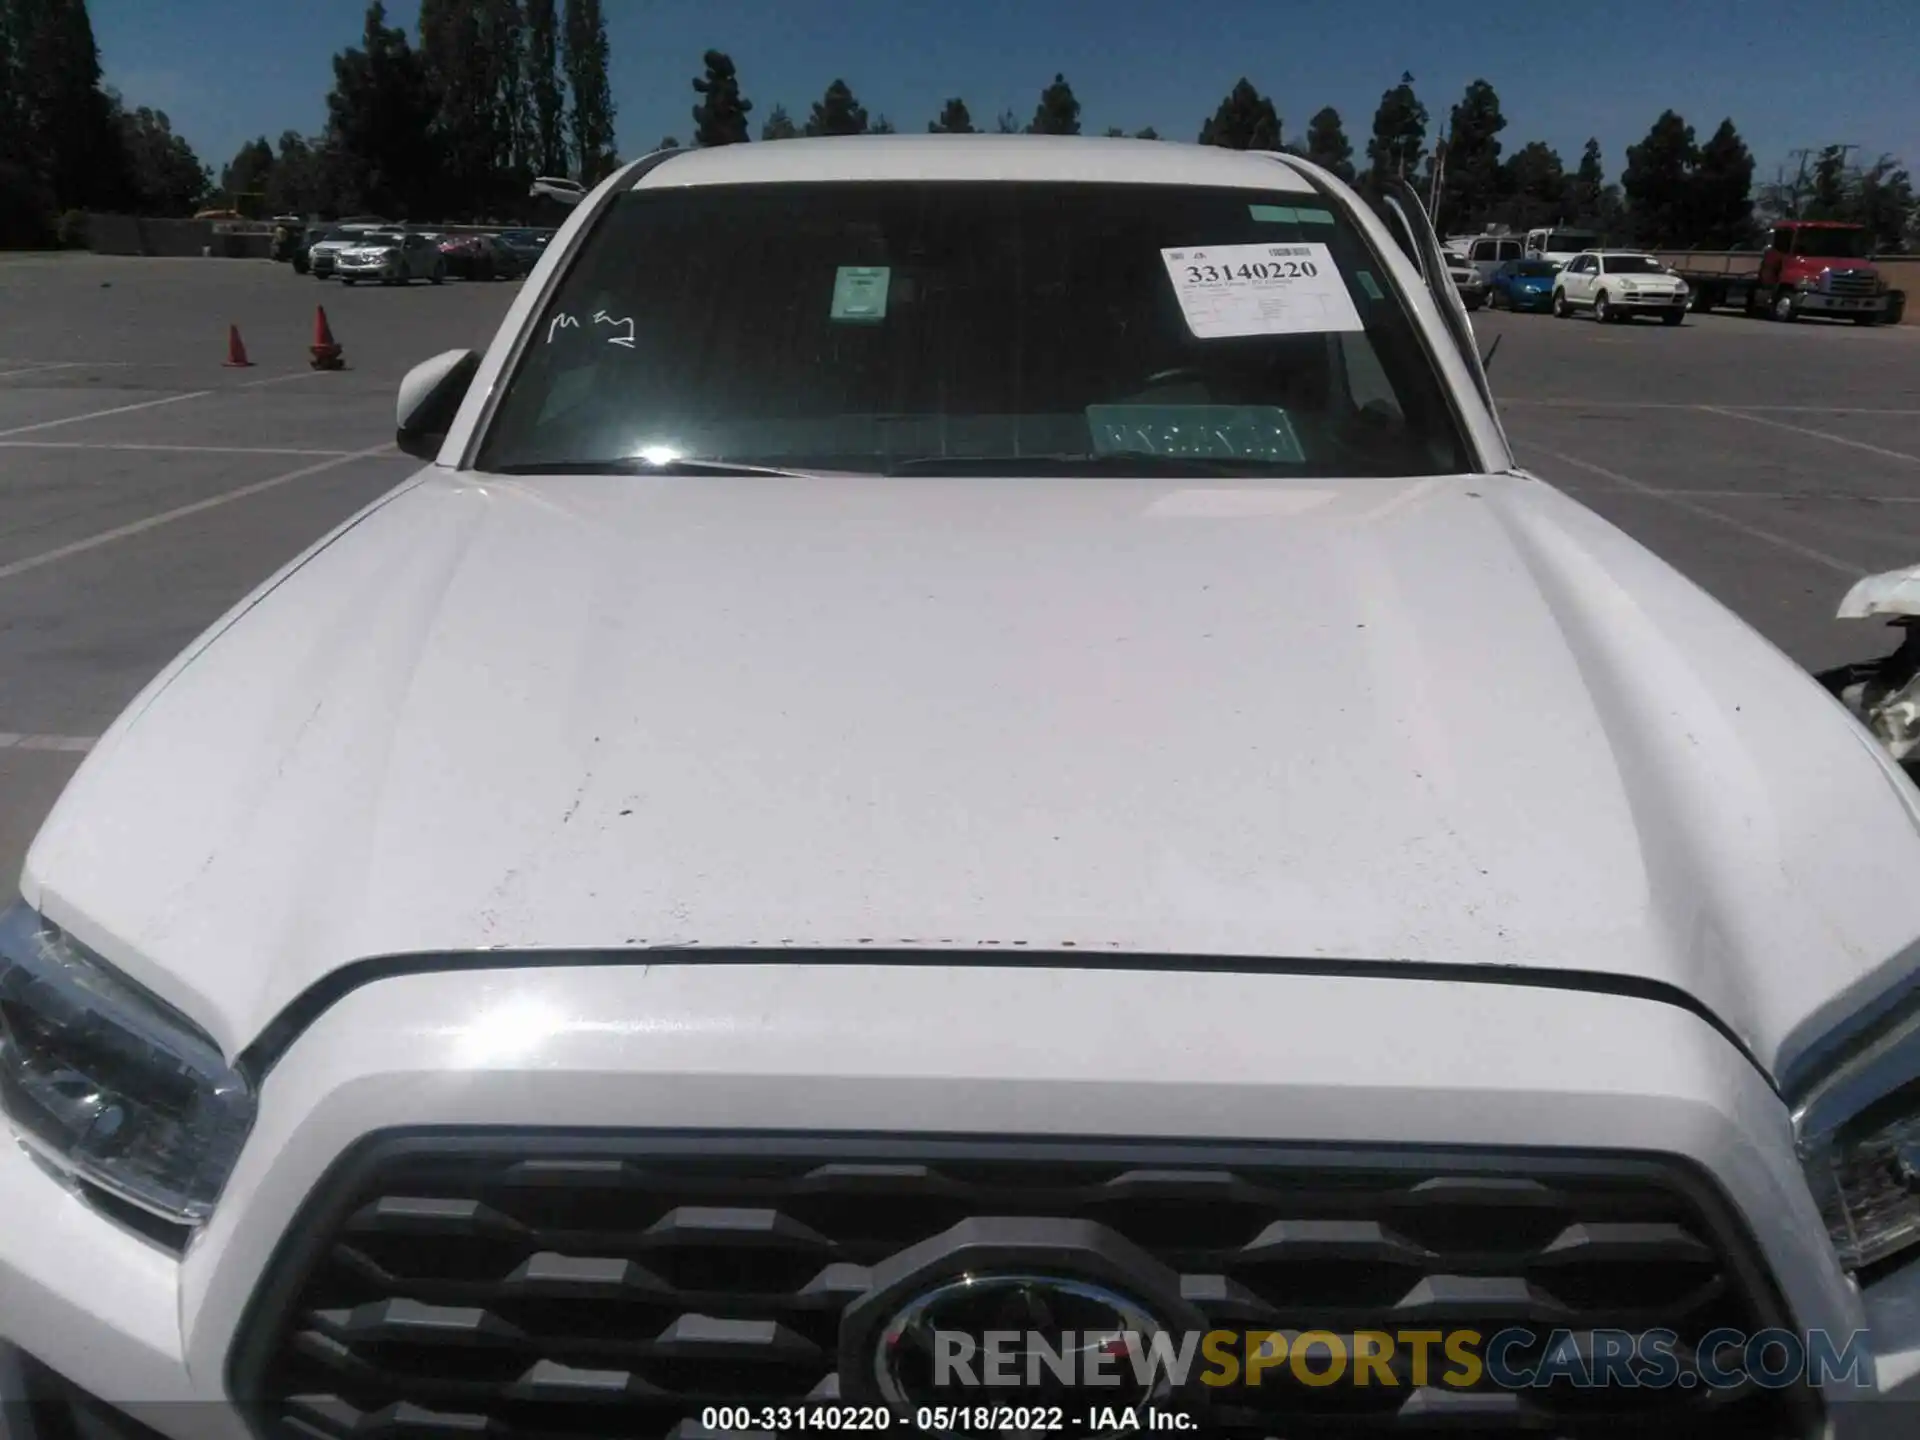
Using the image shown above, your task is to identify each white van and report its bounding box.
[1524,226,1603,270]
[1462,234,1525,283]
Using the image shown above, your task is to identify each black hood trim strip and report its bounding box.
[233,946,1773,1094]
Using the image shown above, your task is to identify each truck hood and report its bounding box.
[23,470,1920,1071]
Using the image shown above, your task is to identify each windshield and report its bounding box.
[1601,255,1663,275]
[1784,226,1872,260]
[1542,231,1599,252]
[1512,260,1557,277]
[477,181,1472,479]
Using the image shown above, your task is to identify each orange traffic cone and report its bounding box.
[222,324,254,367]
[309,306,344,371]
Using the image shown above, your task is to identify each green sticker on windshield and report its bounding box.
[1086,404,1305,465]
[831,265,891,323]
[1355,270,1384,300]
[1248,204,1298,223]
[1294,207,1335,225]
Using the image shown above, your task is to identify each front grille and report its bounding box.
[1823,270,1878,297]
[232,1135,1813,1439]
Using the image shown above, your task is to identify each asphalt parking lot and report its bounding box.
[1,252,1917,886]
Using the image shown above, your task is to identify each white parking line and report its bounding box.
[1696,406,1920,465]
[1499,399,1920,415]
[0,441,403,582]
[0,734,97,753]
[0,390,213,439]
[1518,443,1860,575]
[237,370,337,389]
[1552,486,1920,503]
[0,362,82,381]
[0,441,355,457]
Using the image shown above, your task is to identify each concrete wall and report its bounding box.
[1650,249,1918,325]
[81,215,272,258]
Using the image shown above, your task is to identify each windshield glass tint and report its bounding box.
[1544,232,1599,252]
[1513,260,1557,277]
[1603,255,1663,274]
[477,181,1473,479]
[1791,227,1871,259]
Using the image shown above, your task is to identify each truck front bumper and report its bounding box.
[1801,292,1888,316]
[2,962,1920,1436]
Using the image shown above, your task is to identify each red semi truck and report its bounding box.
[1674,220,1904,325]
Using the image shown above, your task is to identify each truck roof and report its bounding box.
[627,133,1319,194]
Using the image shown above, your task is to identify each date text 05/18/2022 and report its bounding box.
[700,1403,1200,1432]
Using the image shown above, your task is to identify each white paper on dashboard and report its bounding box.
[1161,242,1365,338]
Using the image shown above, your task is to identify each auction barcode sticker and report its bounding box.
[1161,242,1364,338]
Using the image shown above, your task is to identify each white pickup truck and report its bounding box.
[5,136,1920,1440]
[1524,224,1603,270]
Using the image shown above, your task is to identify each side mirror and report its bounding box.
[396,348,480,461]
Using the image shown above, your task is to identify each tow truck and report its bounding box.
[1673,219,1904,325]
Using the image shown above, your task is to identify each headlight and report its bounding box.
[1794,992,1920,1270]
[0,903,253,1226]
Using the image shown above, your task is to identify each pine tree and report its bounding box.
[1500,141,1564,231]
[0,3,20,174]
[222,136,275,206]
[1026,73,1080,135]
[419,0,489,212]
[525,0,567,175]
[114,98,208,215]
[490,0,530,177]
[1563,137,1606,226]
[1304,106,1353,181]
[761,103,799,140]
[562,0,616,181]
[928,98,974,134]
[1852,157,1915,252]
[869,114,896,134]
[1621,110,1697,247]
[264,131,325,215]
[691,49,752,146]
[323,2,441,218]
[994,108,1021,134]
[804,79,868,137]
[1431,79,1505,232]
[1686,119,1754,248]
[9,0,130,211]
[1364,71,1427,191]
[1198,78,1280,150]
[1133,126,1160,141]
[1808,145,1850,219]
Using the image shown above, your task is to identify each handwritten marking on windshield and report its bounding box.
[546,314,580,343]
[593,311,636,348]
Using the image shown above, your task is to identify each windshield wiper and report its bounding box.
[884,452,1297,477]
[492,458,824,478]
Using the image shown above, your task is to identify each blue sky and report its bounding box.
[95,0,1918,188]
